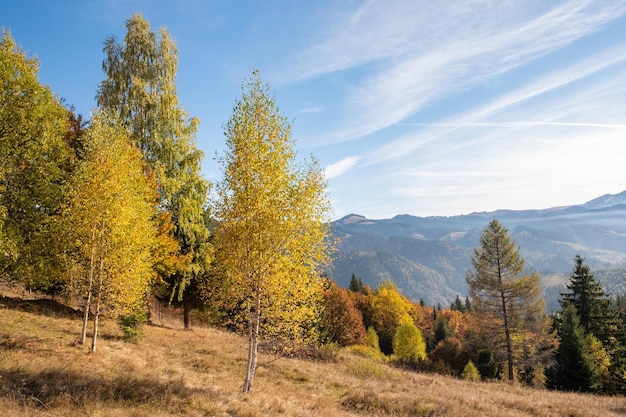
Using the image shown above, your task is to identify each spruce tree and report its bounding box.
[560,255,620,345]
[552,305,601,391]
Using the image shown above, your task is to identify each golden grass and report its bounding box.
[1,297,625,417]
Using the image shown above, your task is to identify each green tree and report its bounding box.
[429,317,453,351]
[65,113,156,352]
[551,305,602,391]
[560,255,620,345]
[0,30,72,291]
[213,71,334,394]
[96,14,211,327]
[366,327,381,352]
[476,349,498,380]
[462,360,481,382]
[466,219,546,382]
[349,273,366,293]
[393,322,426,362]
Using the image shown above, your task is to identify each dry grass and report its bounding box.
[1,295,625,417]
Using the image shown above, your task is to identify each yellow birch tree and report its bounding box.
[65,113,156,352]
[213,71,334,394]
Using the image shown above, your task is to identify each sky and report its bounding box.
[3,0,626,220]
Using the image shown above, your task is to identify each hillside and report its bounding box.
[1,296,624,417]
[330,191,626,308]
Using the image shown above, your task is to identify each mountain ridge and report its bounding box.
[330,190,626,310]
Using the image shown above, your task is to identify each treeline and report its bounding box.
[2,15,626,396]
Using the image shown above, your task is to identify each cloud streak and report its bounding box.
[324,156,361,179]
[285,1,626,143]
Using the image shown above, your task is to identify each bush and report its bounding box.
[476,349,498,380]
[392,322,426,362]
[117,308,147,342]
[462,360,481,382]
[349,345,388,362]
[366,327,381,351]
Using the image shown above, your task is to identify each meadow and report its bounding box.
[1,292,624,417]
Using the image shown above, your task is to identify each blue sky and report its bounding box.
[4,1,626,219]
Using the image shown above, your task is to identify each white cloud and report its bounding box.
[324,156,361,179]
[284,1,626,143]
[365,42,626,165]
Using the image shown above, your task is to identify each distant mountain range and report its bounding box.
[330,191,626,311]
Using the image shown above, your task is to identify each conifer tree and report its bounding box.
[551,305,602,391]
[560,255,620,345]
[96,14,211,327]
[214,71,334,393]
[557,255,626,393]
[466,219,547,382]
[349,273,366,293]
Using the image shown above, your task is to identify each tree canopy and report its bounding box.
[96,14,211,327]
[213,70,334,393]
[0,30,72,291]
[466,219,547,382]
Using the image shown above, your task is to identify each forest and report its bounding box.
[1,12,626,403]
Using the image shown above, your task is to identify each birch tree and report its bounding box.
[466,219,547,382]
[65,113,156,352]
[96,14,211,327]
[214,71,334,394]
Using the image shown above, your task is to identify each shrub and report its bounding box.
[366,327,381,351]
[462,360,481,382]
[349,345,387,362]
[476,349,498,380]
[117,308,147,342]
[392,322,426,362]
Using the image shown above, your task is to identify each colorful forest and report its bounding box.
[1,13,626,415]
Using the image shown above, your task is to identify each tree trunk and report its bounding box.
[80,290,91,344]
[243,292,261,394]
[80,229,98,344]
[90,255,105,353]
[183,294,191,329]
[501,290,514,382]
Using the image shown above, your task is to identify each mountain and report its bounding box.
[330,192,626,310]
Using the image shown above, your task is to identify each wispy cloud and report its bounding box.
[324,156,360,179]
[299,105,324,114]
[284,1,626,143]
[366,42,626,164]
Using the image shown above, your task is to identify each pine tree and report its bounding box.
[213,71,334,393]
[552,305,602,391]
[560,255,620,345]
[466,219,547,382]
[349,273,366,293]
[557,255,626,393]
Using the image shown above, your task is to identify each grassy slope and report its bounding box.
[1,297,625,417]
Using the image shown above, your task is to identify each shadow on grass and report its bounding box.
[0,366,204,408]
[0,295,81,319]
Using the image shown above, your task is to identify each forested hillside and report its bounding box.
[331,198,626,308]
